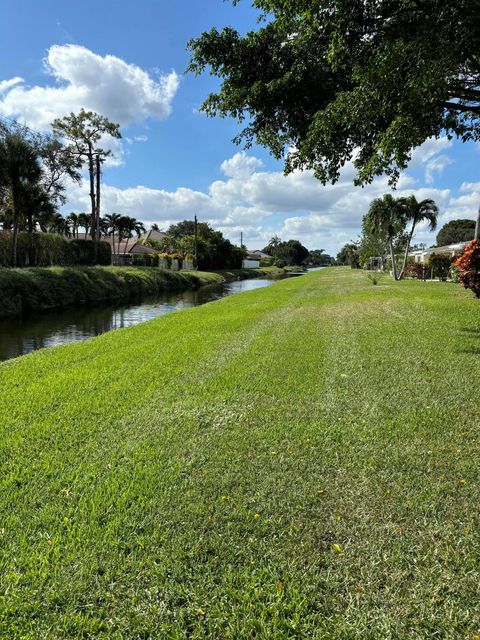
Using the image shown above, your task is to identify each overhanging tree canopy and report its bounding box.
[189,0,480,235]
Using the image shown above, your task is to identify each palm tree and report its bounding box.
[397,196,438,279]
[133,219,146,240]
[66,213,80,239]
[117,216,135,253]
[365,194,406,280]
[104,213,121,255]
[266,234,281,259]
[78,212,90,237]
[0,133,42,266]
[52,213,69,235]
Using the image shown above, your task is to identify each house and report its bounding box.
[408,241,469,264]
[242,249,272,269]
[140,228,167,246]
[71,232,162,264]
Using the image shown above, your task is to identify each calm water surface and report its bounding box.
[0,278,276,362]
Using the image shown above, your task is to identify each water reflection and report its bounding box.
[0,278,275,362]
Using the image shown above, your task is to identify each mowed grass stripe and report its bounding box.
[1,268,479,638]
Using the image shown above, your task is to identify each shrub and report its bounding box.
[454,240,480,298]
[160,253,172,267]
[70,239,111,266]
[402,259,425,280]
[426,253,452,281]
[365,271,384,285]
[274,259,286,268]
[0,232,111,267]
[259,257,274,267]
[449,263,460,283]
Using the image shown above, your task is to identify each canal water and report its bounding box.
[0,278,276,363]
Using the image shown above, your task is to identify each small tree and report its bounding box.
[455,240,480,297]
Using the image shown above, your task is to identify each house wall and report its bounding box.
[242,259,260,269]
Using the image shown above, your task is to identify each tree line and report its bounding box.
[0,109,122,266]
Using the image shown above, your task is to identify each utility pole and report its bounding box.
[240,231,243,248]
[194,215,198,270]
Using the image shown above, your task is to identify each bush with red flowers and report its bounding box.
[454,239,480,298]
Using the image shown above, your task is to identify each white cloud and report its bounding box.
[59,134,475,255]
[410,137,453,166]
[0,44,179,130]
[0,77,23,94]
[425,155,454,184]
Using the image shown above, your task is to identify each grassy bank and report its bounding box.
[0,265,285,320]
[1,268,479,637]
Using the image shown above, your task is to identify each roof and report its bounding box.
[141,228,166,243]
[409,241,469,256]
[247,249,272,259]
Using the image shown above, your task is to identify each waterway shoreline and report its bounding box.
[0,265,288,321]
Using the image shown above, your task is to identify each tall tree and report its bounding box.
[436,219,477,246]
[397,196,438,279]
[189,0,480,236]
[364,195,406,280]
[0,132,42,266]
[52,110,121,248]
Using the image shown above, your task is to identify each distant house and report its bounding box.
[140,228,167,246]
[72,231,165,263]
[408,241,469,264]
[242,249,272,269]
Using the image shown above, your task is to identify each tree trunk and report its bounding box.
[475,201,480,240]
[95,154,101,263]
[389,238,398,280]
[88,145,96,241]
[11,185,20,268]
[399,224,416,280]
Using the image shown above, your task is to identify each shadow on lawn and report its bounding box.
[460,327,480,335]
[457,328,480,355]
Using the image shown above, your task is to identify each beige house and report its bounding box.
[408,241,469,264]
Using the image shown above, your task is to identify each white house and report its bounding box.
[408,241,469,264]
[242,249,272,269]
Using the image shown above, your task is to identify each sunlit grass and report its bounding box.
[1,268,479,638]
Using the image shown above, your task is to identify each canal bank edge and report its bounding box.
[0,265,288,320]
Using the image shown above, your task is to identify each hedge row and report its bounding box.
[0,266,210,320]
[0,231,111,267]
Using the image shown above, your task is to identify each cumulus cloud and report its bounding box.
[425,155,455,184]
[62,138,471,255]
[0,44,179,129]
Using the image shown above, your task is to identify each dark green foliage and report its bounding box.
[0,232,111,267]
[189,1,480,187]
[336,243,360,268]
[436,219,476,246]
[69,239,111,266]
[166,220,245,269]
[308,249,334,266]
[263,239,309,265]
[426,253,452,280]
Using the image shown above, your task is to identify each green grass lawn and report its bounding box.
[1,268,479,638]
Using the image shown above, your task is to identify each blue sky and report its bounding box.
[1,0,479,254]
